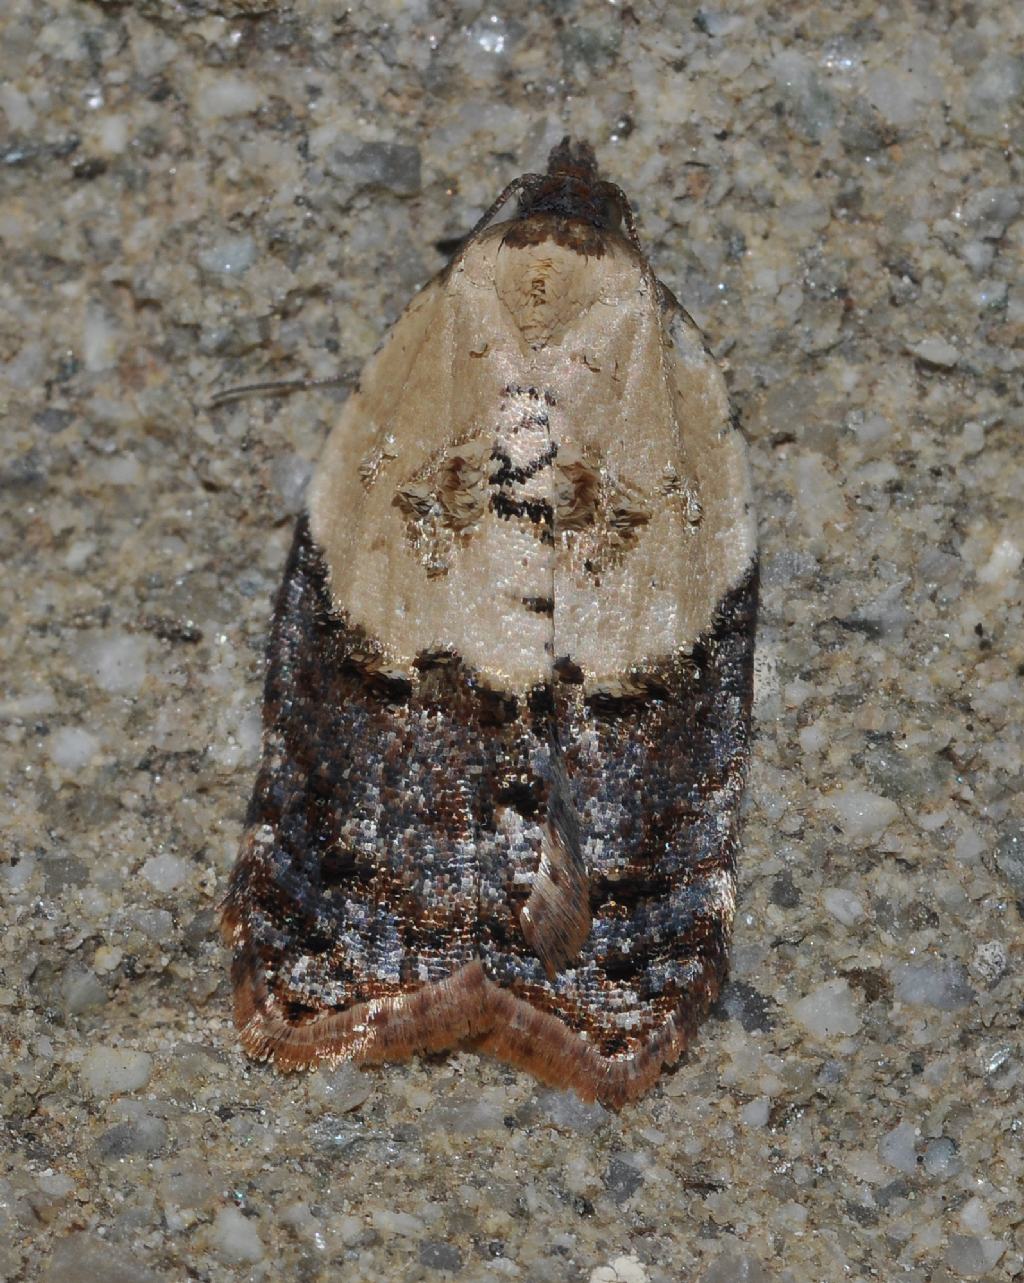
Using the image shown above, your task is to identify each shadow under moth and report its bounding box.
[220,138,757,1108]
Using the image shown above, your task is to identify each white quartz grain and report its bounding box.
[790,980,862,1039]
[140,853,190,893]
[47,726,100,770]
[209,1206,265,1264]
[80,1047,153,1096]
[908,336,960,367]
[878,1120,918,1174]
[820,786,900,840]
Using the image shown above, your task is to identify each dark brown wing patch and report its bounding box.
[221,517,756,1104]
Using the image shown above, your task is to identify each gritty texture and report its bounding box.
[1,2,1022,1282]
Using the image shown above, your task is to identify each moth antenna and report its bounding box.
[546,135,602,176]
[208,373,354,409]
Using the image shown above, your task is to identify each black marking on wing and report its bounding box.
[489,493,554,527]
[489,443,557,487]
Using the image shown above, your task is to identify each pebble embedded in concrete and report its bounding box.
[790,979,862,1039]
[80,1048,154,1097]
[209,1205,265,1264]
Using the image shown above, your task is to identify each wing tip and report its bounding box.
[227,952,724,1110]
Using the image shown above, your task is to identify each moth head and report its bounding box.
[515,135,638,246]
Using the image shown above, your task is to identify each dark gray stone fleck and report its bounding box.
[181,908,218,954]
[717,980,778,1032]
[839,100,892,154]
[863,743,953,805]
[994,824,1024,893]
[42,853,89,895]
[95,1117,168,1159]
[603,1155,644,1204]
[419,1240,463,1272]
[874,1178,910,1208]
[324,141,422,199]
[962,186,1021,239]
[844,1199,879,1227]
[945,1232,1001,1277]
[0,450,49,493]
[770,870,801,908]
[34,408,74,434]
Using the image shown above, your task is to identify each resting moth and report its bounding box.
[220,137,757,1108]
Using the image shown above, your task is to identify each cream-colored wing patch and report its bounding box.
[310,225,560,689]
[310,222,754,692]
[547,267,756,681]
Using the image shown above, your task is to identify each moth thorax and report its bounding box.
[494,238,601,348]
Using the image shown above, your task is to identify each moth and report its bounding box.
[220,138,757,1108]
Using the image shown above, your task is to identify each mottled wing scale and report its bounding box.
[221,139,757,1107]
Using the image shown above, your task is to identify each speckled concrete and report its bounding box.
[2,3,1022,1281]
